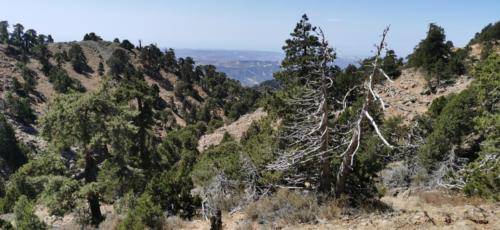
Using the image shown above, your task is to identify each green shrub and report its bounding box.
[463,152,500,201]
[470,21,500,44]
[0,218,14,230]
[146,170,199,219]
[417,54,499,199]
[3,91,36,123]
[68,44,91,74]
[14,195,47,230]
[191,141,243,186]
[118,193,163,230]
[0,153,65,213]
[407,23,465,86]
[39,176,80,216]
[419,88,479,169]
[428,95,449,118]
[0,114,28,170]
[48,67,84,93]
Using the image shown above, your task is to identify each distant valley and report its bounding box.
[175,48,357,86]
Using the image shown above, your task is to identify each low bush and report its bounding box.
[245,189,319,225]
[14,195,47,230]
[118,193,163,230]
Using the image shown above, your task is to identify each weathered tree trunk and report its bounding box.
[335,131,359,196]
[210,209,222,230]
[85,150,103,226]
[318,79,332,194]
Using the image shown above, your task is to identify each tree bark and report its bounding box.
[318,78,332,194]
[210,209,222,230]
[335,132,359,196]
[85,150,103,226]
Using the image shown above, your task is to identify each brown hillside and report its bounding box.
[0,41,213,126]
[375,68,473,123]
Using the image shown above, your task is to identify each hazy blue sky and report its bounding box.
[0,0,498,57]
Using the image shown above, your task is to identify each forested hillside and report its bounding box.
[0,15,498,229]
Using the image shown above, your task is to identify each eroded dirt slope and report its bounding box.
[376,68,473,123]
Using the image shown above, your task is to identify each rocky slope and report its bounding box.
[197,107,267,152]
[376,68,473,123]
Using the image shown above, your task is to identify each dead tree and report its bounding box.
[268,26,398,197]
[335,26,395,195]
[267,29,336,193]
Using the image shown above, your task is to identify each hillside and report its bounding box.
[0,15,498,230]
[376,69,473,123]
[0,39,264,147]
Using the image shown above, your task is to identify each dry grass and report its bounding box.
[243,189,356,226]
[162,216,186,230]
[244,189,319,225]
[417,190,486,207]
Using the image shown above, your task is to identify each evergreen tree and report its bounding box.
[163,48,178,73]
[471,21,500,44]
[0,21,9,44]
[36,34,47,45]
[53,51,68,67]
[381,50,403,78]
[177,57,197,83]
[120,39,135,51]
[0,114,28,170]
[113,73,160,169]
[68,44,91,74]
[48,67,80,93]
[98,62,104,76]
[22,29,38,51]
[83,32,102,41]
[18,63,37,92]
[107,48,133,77]
[3,91,36,124]
[32,43,52,75]
[40,85,136,225]
[139,44,163,78]
[274,14,326,88]
[14,195,47,230]
[118,193,163,230]
[407,23,462,87]
[46,35,54,43]
[10,23,24,47]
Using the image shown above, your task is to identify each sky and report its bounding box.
[0,0,498,57]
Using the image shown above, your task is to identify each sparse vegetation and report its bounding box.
[0,10,498,230]
[407,23,466,88]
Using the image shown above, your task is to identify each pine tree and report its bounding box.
[22,29,37,51]
[98,62,104,76]
[68,44,91,74]
[40,84,136,225]
[46,35,54,43]
[120,39,135,51]
[163,48,178,73]
[274,14,325,88]
[10,23,24,47]
[107,49,133,78]
[0,21,9,44]
[139,44,163,78]
[0,114,28,170]
[408,23,459,86]
[14,195,47,229]
[381,50,403,78]
[269,16,336,193]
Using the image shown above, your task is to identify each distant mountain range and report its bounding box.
[175,48,358,86]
